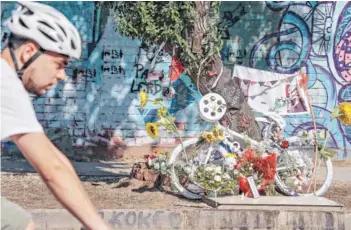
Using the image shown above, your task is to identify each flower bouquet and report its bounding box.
[234,148,277,197]
[192,164,238,196]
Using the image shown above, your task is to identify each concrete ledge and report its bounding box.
[203,196,344,211]
[30,208,349,230]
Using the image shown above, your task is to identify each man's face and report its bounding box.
[21,50,68,96]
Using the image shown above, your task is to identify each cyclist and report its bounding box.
[1,2,111,229]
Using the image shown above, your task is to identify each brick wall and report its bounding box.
[1,1,350,159]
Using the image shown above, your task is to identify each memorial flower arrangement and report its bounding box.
[233,148,277,197]
[193,164,237,195]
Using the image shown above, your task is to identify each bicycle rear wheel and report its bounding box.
[274,144,333,196]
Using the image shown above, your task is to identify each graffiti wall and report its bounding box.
[220,1,351,158]
[0,1,206,158]
[1,1,350,158]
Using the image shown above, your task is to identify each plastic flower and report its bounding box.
[157,106,168,117]
[201,131,216,143]
[337,102,351,126]
[139,90,148,109]
[146,122,159,139]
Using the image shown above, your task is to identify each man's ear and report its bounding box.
[19,42,39,64]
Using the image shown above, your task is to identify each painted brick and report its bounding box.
[0,1,348,158]
[74,129,86,136]
[49,98,65,105]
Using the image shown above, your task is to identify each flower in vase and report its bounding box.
[214,175,222,182]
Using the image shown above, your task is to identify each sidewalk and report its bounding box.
[1,159,350,182]
[1,159,132,177]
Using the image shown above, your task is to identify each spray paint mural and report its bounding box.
[0,1,205,158]
[221,1,351,158]
[1,1,350,158]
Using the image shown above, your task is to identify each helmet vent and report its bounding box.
[19,18,29,29]
[38,28,57,43]
[71,40,76,50]
[38,20,54,30]
[57,24,67,37]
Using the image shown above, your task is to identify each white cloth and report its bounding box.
[1,58,43,140]
[232,65,310,115]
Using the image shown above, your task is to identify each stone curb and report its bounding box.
[30,208,350,230]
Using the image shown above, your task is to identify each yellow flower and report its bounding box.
[225,153,237,158]
[146,122,159,139]
[157,106,168,117]
[139,90,148,109]
[213,125,225,141]
[165,152,171,158]
[338,102,351,126]
[201,131,216,143]
[154,148,163,155]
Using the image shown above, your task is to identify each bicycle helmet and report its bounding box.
[4,1,82,77]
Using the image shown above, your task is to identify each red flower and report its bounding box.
[238,176,253,198]
[144,154,157,159]
[280,140,289,149]
[256,153,277,181]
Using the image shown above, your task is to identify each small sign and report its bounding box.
[247,176,260,198]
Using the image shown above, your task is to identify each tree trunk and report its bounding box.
[184,1,261,141]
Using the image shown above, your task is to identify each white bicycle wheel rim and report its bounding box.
[274,156,333,196]
[169,138,204,200]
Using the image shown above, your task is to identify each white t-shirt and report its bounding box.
[1,58,44,140]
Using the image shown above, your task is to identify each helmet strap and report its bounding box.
[8,41,44,80]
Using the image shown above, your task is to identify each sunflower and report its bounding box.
[212,125,225,141]
[139,90,148,109]
[146,122,159,139]
[201,131,216,143]
[157,106,168,117]
[338,102,351,126]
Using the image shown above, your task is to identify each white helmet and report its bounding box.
[5,1,82,59]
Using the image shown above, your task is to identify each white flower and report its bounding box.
[214,175,222,182]
[224,158,237,167]
[184,166,192,174]
[223,173,231,180]
[205,166,214,172]
[214,166,222,174]
[154,163,160,170]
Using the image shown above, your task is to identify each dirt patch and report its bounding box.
[0,174,205,210]
[332,158,351,167]
[1,174,350,211]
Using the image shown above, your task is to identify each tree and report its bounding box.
[103,1,261,140]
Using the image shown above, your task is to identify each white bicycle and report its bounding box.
[168,67,333,200]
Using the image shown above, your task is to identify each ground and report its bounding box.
[1,173,350,211]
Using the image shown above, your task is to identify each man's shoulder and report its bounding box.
[1,58,29,93]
